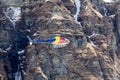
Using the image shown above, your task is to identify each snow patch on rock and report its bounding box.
[18,50,25,54]
[74,0,81,22]
[103,0,114,3]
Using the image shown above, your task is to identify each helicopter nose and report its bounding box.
[64,38,70,44]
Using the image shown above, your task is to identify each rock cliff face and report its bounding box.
[0,7,14,49]
[1,0,22,6]
[0,0,120,80]
[0,49,11,80]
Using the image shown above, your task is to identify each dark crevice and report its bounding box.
[7,29,29,80]
[2,7,29,80]
[98,59,106,80]
[113,15,120,54]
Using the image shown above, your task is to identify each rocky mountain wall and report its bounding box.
[0,0,120,80]
[0,49,11,80]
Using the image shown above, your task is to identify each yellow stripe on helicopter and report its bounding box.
[52,36,60,44]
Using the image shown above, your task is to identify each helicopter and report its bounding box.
[27,35,70,48]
